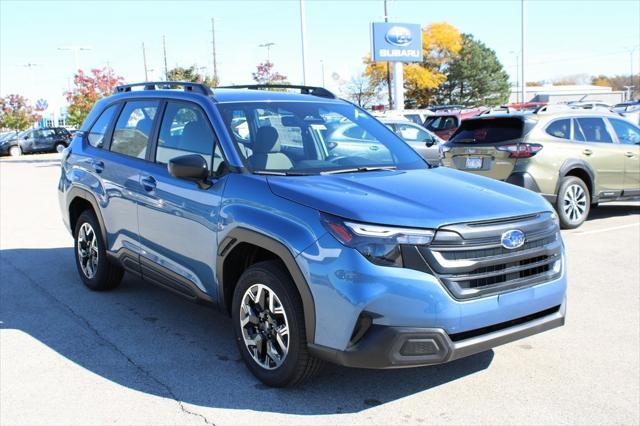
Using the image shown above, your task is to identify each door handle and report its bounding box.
[141,175,157,192]
[90,160,104,173]
[625,152,635,158]
[582,149,593,156]
[369,145,380,151]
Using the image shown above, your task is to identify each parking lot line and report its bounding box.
[569,222,640,236]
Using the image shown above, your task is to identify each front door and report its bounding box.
[137,100,227,301]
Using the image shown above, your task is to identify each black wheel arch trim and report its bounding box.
[216,227,317,344]
[556,160,596,200]
[67,187,109,247]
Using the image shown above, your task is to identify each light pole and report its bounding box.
[258,42,275,62]
[23,63,39,102]
[320,60,325,87]
[299,0,308,85]
[57,46,92,71]
[510,50,520,104]
[627,46,638,100]
[520,0,526,104]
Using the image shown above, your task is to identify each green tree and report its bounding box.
[165,66,218,87]
[0,95,39,131]
[252,61,288,85]
[65,67,124,127]
[433,34,510,107]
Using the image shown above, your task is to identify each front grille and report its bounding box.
[419,212,562,299]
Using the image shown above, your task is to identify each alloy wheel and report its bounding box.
[9,146,21,157]
[77,222,99,279]
[239,283,290,370]
[563,183,587,222]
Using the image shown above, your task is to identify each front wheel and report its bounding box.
[55,143,66,153]
[556,176,591,229]
[9,145,22,157]
[232,261,323,387]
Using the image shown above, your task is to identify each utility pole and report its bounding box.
[162,35,168,80]
[259,42,275,62]
[520,0,526,104]
[142,42,149,82]
[384,0,392,109]
[299,0,308,85]
[211,18,219,83]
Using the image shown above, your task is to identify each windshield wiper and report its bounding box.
[253,170,314,176]
[321,166,397,175]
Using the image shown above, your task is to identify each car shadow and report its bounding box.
[587,203,640,222]
[0,246,494,415]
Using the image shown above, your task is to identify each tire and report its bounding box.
[9,145,22,157]
[556,176,591,229]
[55,143,66,153]
[73,210,123,291]
[232,260,323,387]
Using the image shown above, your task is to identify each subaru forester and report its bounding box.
[59,82,567,387]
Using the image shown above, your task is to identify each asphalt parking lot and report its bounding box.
[1,153,639,425]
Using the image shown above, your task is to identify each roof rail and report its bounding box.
[217,84,336,99]
[114,81,213,96]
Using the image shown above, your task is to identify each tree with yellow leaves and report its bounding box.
[364,22,462,108]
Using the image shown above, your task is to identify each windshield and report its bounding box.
[217,101,426,174]
[449,117,537,143]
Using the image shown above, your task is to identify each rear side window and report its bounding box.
[545,119,571,140]
[88,105,118,148]
[450,118,524,143]
[609,118,640,145]
[426,116,458,131]
[110,101,159,158]
[396,123,430,141]
[156,101,216,167]
[575,117,612,143]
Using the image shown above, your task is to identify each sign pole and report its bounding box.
[393,62,404,110]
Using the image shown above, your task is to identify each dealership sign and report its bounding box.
[371,22,423,62]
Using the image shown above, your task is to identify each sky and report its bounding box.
[1,0,639,111]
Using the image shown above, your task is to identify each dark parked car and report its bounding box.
[0,127,71,157]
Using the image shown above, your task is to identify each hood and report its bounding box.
[266,168,551,229]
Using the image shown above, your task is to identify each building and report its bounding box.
[509,84,626,105]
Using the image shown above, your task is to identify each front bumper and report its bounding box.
[309,299,565,369]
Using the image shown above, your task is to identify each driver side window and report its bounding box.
[156,101,216,168]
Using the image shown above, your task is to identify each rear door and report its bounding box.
[573,116,624,195]
[98,99,160,262]
[608,117,640,194]
[442,117,528,180]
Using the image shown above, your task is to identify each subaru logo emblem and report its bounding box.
[501,229,525,249]
[385,26,413,46]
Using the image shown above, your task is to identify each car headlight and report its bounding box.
[320,213,434,267]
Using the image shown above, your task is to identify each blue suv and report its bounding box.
[58,82,566,387]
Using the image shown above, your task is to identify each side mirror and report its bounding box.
[168,154,211,189]
[23,135,29,140]
[424,139,435,147]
